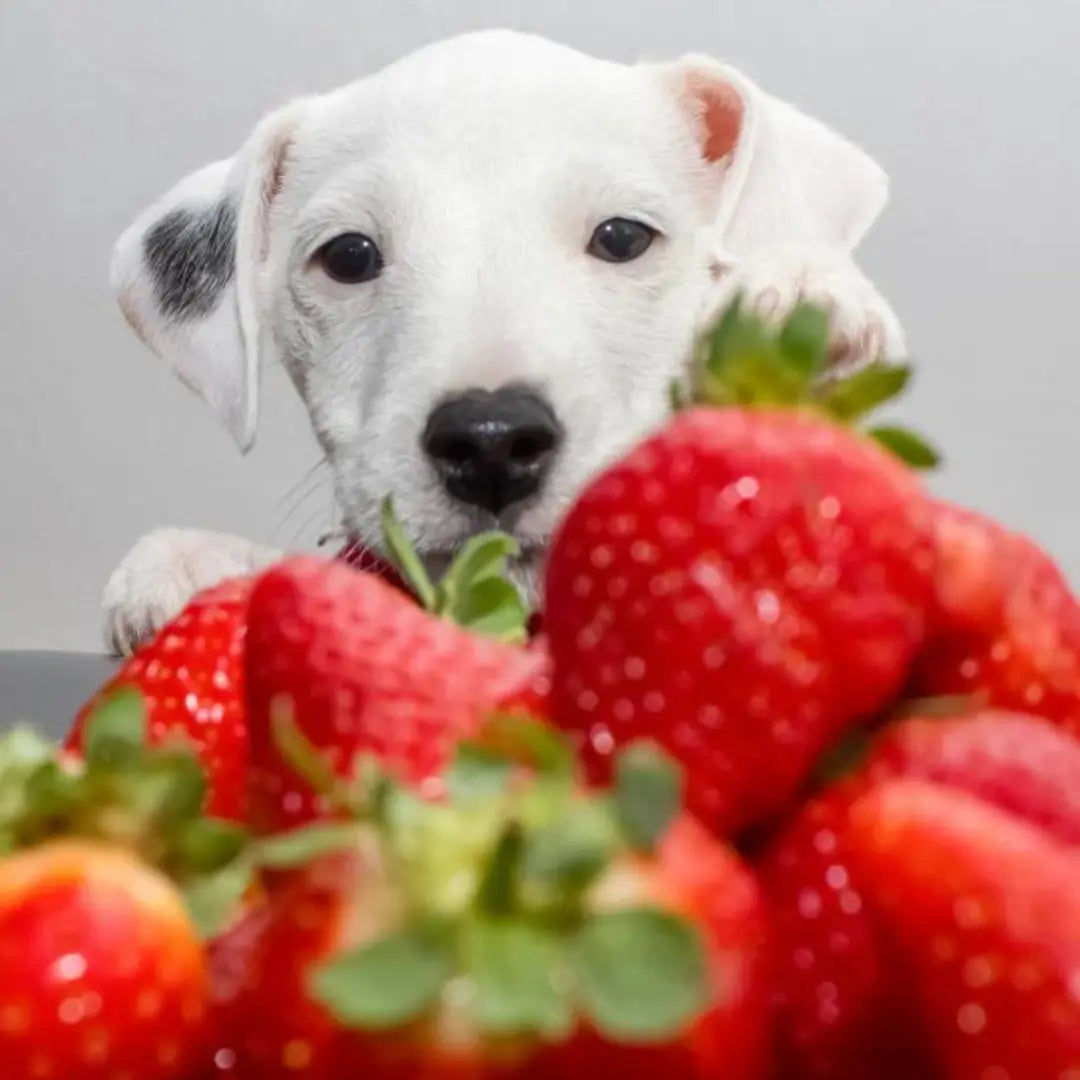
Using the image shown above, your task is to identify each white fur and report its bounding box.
[104,30,904,655]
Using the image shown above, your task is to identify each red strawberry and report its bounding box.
[0,702,251,1080]
[847,779,1080,1080]
[757,709,1080,1079]
[545,300,936,835]
[230,735,772,1080]
[0,840,210,1080]
[197,900,274,1079]
[246,556,549,834]
[912,500,1080,737]
[67,577,253,820]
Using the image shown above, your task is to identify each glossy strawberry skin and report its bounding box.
[912,501,1080,737]
[545,407,934,836]
[67,578,252,821]
[228,815,772,1080]
[847,780,1080,1080]
[245,557,550,834]
[756,710,1080,1080]
[0,841,210,1080]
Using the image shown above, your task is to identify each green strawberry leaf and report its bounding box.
[311,926,454,1030]
[253,822,364,869]
[466,918,574,1039]
[778,301,830,378]
[866,424,941,469]
[0,729,64,831]
[570,908,710,1044]
[380,496,437,610]
[703,290,751,377]
[820,361,912,421]
[182,856,255,941]
[668,377,690,413]
[441,532,521,595]
[452,577,529,644]
[614,742,682,853]
[446,743,514,805]
[83,687,147,767]
[271,702,354,811]
[437,532,527,643]
[0,726,55,778]
[522,799,618,897]
[133,750,208,825]
[21,758,80,824]
[173,818,250,873]
[476,821,525,917]
[480,714,576,781]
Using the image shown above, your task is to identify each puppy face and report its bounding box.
[112,31,887,596]
[270,36,722,584]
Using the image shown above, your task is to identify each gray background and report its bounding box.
[1,0,1078,652]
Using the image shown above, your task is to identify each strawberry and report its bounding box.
[912,500,1080,737]
[67,576,253,820]
[229,726,772,1080]
[544,298,937,835]
[756,708,1080,1080]
[846,779,1080,1080]
[0,840,210,1080]
[0,695,252,1080]
[246,510,549,834]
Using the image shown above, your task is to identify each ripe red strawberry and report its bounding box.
[545,301,937,836]
[756,709,1080,1080]
[847,779,1080,1080]
[229,733,772,1080]
[912,500,1080,737]
[0,840,210,1080]
[0,701,251,1080]
[67,577,253,820]
[246,553,549,834]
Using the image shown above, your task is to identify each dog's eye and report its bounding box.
[587,218,657,263]
[316,232,384,284]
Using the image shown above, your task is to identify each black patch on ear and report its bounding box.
[144,200,237,320]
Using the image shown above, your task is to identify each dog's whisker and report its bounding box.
[271,479,331,543]
[275,457,329,510]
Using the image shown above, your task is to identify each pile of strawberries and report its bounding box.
[3,299,1079,1080]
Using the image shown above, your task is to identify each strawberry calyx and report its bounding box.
[380,496,530,643]
[682,294,941,470]
[0,689,250,939]
[261,709,711,1046]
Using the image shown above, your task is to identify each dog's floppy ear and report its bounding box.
[110,101,308,451]
[662,56,888,255]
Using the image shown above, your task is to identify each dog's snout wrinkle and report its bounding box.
[423,385,562,516]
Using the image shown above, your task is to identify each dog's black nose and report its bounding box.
[422,386,562,515]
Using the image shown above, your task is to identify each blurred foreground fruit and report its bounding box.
[230,720,772,1079]
[0,695,250,1080]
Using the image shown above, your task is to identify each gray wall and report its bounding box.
[1,0,1078,652]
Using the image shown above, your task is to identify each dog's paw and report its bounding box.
[101,528,280,656]
[708,249,906,370]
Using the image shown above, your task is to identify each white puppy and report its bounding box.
[103,29,904,656]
